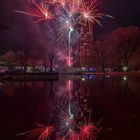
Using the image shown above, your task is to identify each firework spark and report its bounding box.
[66,0,81,16]
[57,16,74,43]
[16,123,54,140]
[78,0,113,30]
[57,0,68,8]
[38,126,54,140]
[57,14,75,67]
[80,124,97,139]
[80,115,102,140]
[14,2,53,23]
[45,0,68,8]
[78,1,103,30]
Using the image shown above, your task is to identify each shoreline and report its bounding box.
[0,72,59,81]
[61,71,140,75]
[0,72,140,81]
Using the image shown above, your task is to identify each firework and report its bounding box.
[79,113,102,140]
[14,0,112,67]
[15,80,102,140]
[78,0,104,31]
[66,0,80,16]
[57,16,74,43]
[67,48,73,67]
[57,0,69,8]
[53,103,77,138]
[80,124,100,140]
[16,123,54,140]
[57,14,75,67]
[69,133,80,140]
[14,1,53,23]
[38,126,54,140]
[45,0,68,8]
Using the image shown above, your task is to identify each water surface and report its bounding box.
[0,75,140,140]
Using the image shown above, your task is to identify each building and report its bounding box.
[76,19,94,67]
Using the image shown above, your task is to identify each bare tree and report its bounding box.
[49,49,55,72]
[42,55,48,72]
[3,50,16,68]
[111,26,140,71]
[16,45,30,72]
[94,35,112,72]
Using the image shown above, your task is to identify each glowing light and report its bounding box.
[66,122,69,126]
[82,77,86,81]
[45,12,48,18]
[68,22,74,67]
[70,26,74,32]
[66,20,69,24]
[84,13,89,18]
[67,54,72,67]
[80,123,101,139]
[123,76,127,81]
[57,16,74,45]
[38,126,54,140]
[78,0,113,30]
[16,124,54,140]
[123,66,128,72]
[82,67,85,70]
[67,80,73,100]
[14,2,53,23]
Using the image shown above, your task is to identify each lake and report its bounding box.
[0,75,140,140]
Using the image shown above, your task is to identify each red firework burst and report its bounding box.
[14,1,53,23]
[38,126,54,140]
[80,123,102,140]
[78,0,113,31]
[16,123,54,140]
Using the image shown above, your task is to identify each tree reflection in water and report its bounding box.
[1,75,139,139]
[16,79,102,140]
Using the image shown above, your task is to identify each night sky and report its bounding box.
[94,0,140,38]
[0,0,140,51]
[103,0,140,26]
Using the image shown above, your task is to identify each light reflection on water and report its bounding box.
[0,75,140,140]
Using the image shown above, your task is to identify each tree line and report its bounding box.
[0,25,140,72]
[90,26,140,72]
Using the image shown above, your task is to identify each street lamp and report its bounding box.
[123,66,128,72]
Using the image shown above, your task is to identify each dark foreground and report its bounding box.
[0,75,140,140]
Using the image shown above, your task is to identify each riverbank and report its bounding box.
[84,72,140,75]
[0,71,140,81]
[0,72,59,81]
[61,71,140,77]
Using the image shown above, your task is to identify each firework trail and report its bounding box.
[68,27,74,67]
